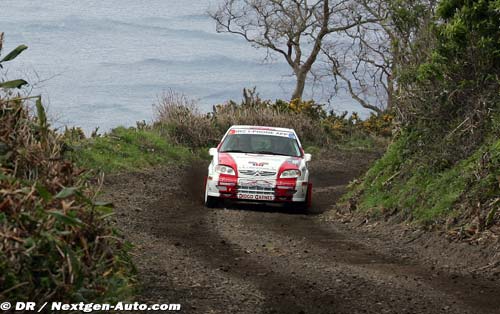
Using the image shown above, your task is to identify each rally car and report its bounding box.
[204,125,312,209]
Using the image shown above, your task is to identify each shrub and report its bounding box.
[0,96,135,303]
[154,91,220,148]
[153,90,391,149]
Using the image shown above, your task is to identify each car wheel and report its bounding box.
[293,183,312,212]
[306,182,313,209]
[204,177,219,208]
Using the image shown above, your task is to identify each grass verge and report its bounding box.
[67,127,195,173]
[347,131,500,230]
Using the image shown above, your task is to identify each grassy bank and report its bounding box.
[66,126,194,173]
[343,0,500,234]
[347,131,499,230]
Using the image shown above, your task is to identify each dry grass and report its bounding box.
[210,102,325,144]
[152,90,387,149]
[154,91,220,148]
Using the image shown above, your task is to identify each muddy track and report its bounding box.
[105,151,500,314]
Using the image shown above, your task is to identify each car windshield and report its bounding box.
[220,133,301,157]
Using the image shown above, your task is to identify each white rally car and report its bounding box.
[204,125,312,209]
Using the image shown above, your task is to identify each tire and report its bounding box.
[204,177,219,208]
[205,196,219,208]
[293,183,312,212]
[306,182,313,209]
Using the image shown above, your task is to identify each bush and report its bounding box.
[397,0,500,165]
[0,97,135,303]
[345,0,500,231]
[154,91,220,148]
[153,90,391,149]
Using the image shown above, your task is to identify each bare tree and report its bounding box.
[210,0,380,101]
[323,0,436,114]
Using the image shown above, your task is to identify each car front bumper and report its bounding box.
[206,175,308,202]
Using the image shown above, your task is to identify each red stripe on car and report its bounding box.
[277,158,300,173]
[276,158,300,199]
[218,153,238,172]
[218,153,238,195]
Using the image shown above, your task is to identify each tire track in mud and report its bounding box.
[237,163,499,313]
[143,163,355,313]
[106,152,500,314]
[238,209,500,314]
[145,199,348,313]
[214,161,499,314]
[141,177,411,313]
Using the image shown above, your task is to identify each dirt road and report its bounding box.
[105,150,500,314]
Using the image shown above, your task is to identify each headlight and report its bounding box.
[215,165,236,176]
[280,169,301,178]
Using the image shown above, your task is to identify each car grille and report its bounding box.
[239,170,277,177]
[237,185,275,195]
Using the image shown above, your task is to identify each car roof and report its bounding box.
[229,125,296,133]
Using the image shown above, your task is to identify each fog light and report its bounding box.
[217,185,228,191]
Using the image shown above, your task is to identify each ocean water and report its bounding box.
[0,0,365,132]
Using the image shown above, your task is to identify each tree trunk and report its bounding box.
[386,75,394,112]
[291,70,307,101]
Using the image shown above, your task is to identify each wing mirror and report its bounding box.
[208,147,218,156]
[304,153,312,162]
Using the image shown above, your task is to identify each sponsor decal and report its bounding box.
[248,161,269,167]
[237,194,275,201]
[229,128,294,138]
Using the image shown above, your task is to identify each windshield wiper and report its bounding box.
[220,149,248,153]
[255,151,293,156]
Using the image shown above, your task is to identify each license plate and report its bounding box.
[237,193,275,201]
